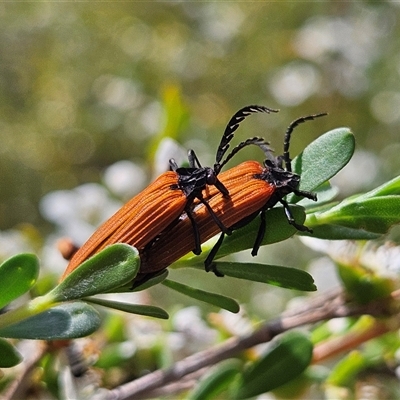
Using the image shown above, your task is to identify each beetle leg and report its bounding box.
[214,177,229,197]
[185,205,202,255]
[198,193,232,235]
[205,232,225,277]
[169,158,179,171]
[293,188,317,202]
[280,199,313,233]
[251,210,266,257]
[188,149,202,168]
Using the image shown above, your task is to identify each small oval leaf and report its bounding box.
[0,337,23,367]
[51,244,140,301]
[0,253,39,309]
[236,331,313,399]
[291,127,355,196]
[0,302,101,339]
[213,262,316,292]
[162,279,240,313]
[189,359,243,400]
[85,297,169,319]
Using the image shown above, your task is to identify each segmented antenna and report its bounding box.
[283,113,327,172]
[214,105,279,170]
[216,137,272,173]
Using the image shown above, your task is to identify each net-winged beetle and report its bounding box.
[139,112,326,280]
[61,105,277,279]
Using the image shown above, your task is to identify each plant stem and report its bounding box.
[0,294,56,330]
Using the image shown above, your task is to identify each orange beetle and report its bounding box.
[140,113,326,279]
[61,105,277,279]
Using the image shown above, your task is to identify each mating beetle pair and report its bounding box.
[61,105,325,283]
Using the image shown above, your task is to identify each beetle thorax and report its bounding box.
[258,163,301,197]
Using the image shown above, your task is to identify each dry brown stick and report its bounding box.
[312,318,394,363]
[103,287,392,400]
[134,368,208,400]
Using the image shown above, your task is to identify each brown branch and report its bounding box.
[312,318,394,363]
[134,368,208,400]
[103,287,393,400]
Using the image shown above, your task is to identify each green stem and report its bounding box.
[0,294,56,330]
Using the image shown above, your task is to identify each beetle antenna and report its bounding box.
[283,112,327,172]
[217,137,272,172]
[214,105,279,172]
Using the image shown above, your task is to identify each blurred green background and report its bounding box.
[2,1,400,231]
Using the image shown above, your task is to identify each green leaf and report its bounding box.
[356,175,400,198]
[0,253,39,309]
[112,269,169,293]
[49,244,140,302]
[85,297,169,319]
[301,224,382,240]
[299,182,339,208]
[235,331,313,399]
[208,262,316,292]
[0,301,101,339]
[313,196,400,234]
[306,176,400,238]
[189,359,243,400]
[0,337,22,367]
[289,128,355,201]
[162,279,240,313]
